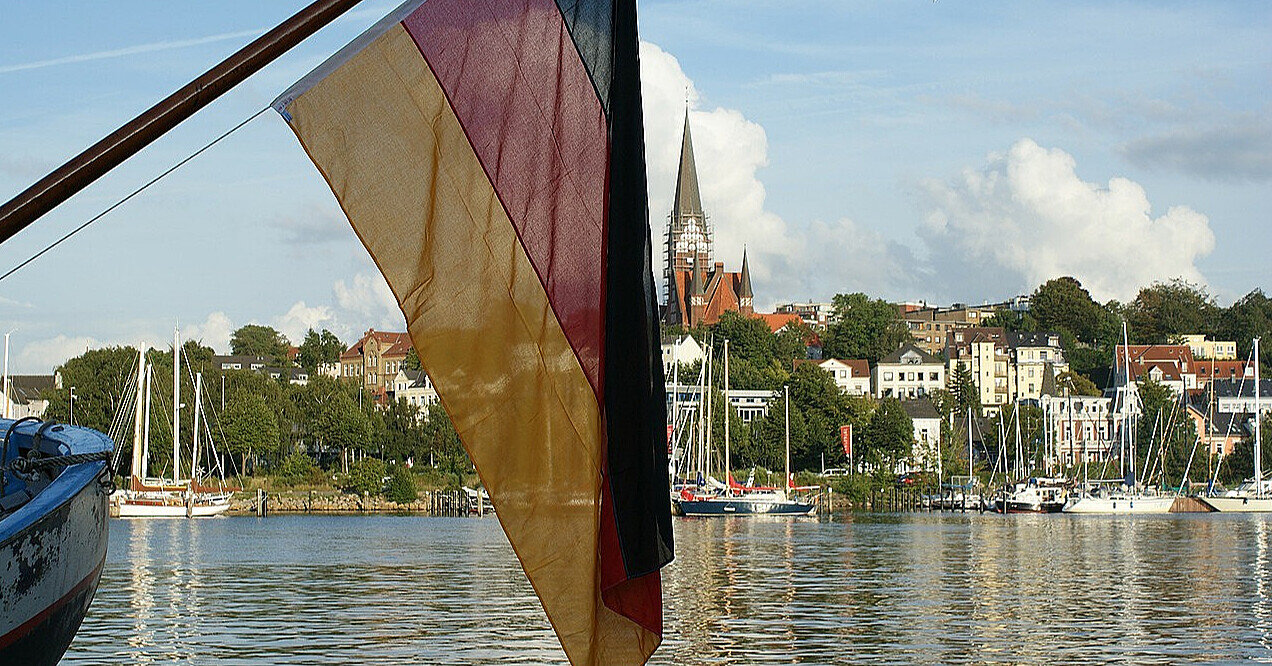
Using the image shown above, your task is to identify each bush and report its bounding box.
[385,464,418,503]
[344,458,388,496]
[274,452,323,487]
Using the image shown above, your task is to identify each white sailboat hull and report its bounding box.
[1062,495,1174,514]
[110,490,232,518]
[1202,496,1272,513]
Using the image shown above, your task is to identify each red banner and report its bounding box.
[839,425,852,458]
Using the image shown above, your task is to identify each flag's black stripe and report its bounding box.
[603,0,674,579]
[555,0,613,117]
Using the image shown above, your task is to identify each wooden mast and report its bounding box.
[0,0,364,245]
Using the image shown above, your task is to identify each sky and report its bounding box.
[1,1,1269,373]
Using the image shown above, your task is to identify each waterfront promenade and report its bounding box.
[66,513,1272,664]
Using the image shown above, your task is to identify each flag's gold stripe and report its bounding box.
[281,24,655,665]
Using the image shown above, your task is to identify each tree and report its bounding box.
[296,328,344,371]
[220,392,280,474]
[230,324,290,362]
[344,458,387,495]
[1134,378,1196,488]
[822,293,910,364]
[1127,279,1218,344]
[949,362,980,414]
[42,346,139,433]
[1031,277,1105,344]
[862,398,913,468]
[385,463,419,503]
[1057,371,1101,397]
[1219,289,1272,373]
[402,347,423,372]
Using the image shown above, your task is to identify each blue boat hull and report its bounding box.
[1,421,112,666]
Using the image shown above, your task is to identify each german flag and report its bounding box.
[272,1,673,663]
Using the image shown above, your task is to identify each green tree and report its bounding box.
[1219,289,1272,373]
[402,347,423,372]
[275,452,322,487]
[1134,378,1196,488]
[295,328,344,371]
[230,324,290,362]
[1057,370,1101,397]
[220,392,280,474]
[822,293,911,364]
[344,457,387,495]
[949,362,981,414]
[385,463,419,503]
[1031,276,1106,344]
[1127,279,1219,344]
[42,346,139,433]
[862,398,913,469]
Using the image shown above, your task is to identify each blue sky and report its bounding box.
[1,1,1269,372]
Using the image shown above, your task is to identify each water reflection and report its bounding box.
[65,513,1272,665]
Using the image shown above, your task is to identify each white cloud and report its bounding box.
[273,301,334,346]
[921,138,1216,302]
[17,335,99,373]
[333,272,402,334]
[640,42,921,305]
[181,312,234,353]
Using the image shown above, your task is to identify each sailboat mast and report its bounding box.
[1015,400,1023,478]
[784,385,791,495]
[141,364,152,480]
[1256,337,1262,499]
[705,344,713,481]
[1122,321,1136,488]
[173,326,181,483]
[967,407,973,483]
[723,339,730,494]
[130,347,146,486]
[671,341,679,480]
[192,372,203,489]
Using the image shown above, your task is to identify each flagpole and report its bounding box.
[0,0,365,245]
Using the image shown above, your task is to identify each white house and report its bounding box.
[901,398,941,472]
[661,335,705,377]
[391,368,440,416]
[875,345,945,400]
[813,358,871,396]
[2,374,58,420]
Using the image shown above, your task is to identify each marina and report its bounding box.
[63,512,1272,665]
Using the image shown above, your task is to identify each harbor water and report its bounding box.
[66,513,1272,664]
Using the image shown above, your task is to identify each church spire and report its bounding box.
[672,111,704,220]
[739,247,753,299]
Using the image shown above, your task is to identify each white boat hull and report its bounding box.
[1062,495,1174,514]
[111,491,232,518]
[1202,496,1272,513]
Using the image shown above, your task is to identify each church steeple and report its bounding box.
[672,111,704,220]
[739,247,754,315]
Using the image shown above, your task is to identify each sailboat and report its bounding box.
[1205,338,1272,512]
[110,331,232,518]
[675,342,816,516]
[1063,322,1174,514]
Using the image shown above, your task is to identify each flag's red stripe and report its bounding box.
[402,0,607,397]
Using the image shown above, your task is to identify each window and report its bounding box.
[929,372,939,381]
[883,372,893,381]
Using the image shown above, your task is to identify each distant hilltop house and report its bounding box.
[660,335,705,377]
[795,358,870,396]
[2,373,60,420]
[340,329,412,403]
[212,355,309,385]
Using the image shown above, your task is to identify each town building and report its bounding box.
[661,335,705,378]
[1010,331,1068,402]
[390,368,440,414]
[947,327,1012,408]
[1195,359,1255,385]
[1184,404,1248,458]
[1209,378,1272,416]
[812,358,871,396]
[901,398,941,472]
[1041,395,1120,468]
[667,384,773,424]
[1114,344,1199,395]
[339,329,413,401]
[2,374,59,420]
[1177,334,1238,361]
[213,355,271,372]
[773,301,835,327]
[875,345,945,400]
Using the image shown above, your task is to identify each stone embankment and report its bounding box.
[228,489,478,516]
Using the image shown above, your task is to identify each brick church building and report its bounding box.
[662,113,754,328]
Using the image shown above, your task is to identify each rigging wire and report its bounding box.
[0,107,270,284]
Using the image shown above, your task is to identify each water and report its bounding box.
[65,513,1272,664]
